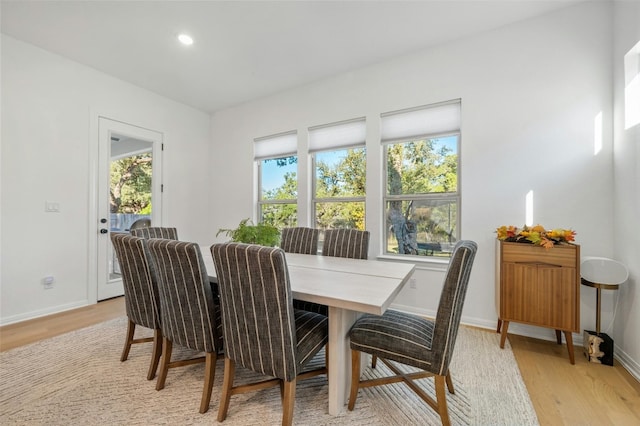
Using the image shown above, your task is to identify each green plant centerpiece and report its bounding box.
[216,218,280,247]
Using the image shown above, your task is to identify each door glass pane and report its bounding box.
[109,135,153,280]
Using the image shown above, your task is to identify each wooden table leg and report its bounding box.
[496,318,502,333]
[499,321,510,349]
[564,330,575,365]
[555,329,562,344]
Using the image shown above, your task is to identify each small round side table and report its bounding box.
[580,279,621,334]
[580,257,628,366]
[581,257,629,334]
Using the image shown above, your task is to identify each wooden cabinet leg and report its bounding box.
[564,331,575,365]
[555,329,562,344]
[499,321,510,349]
[497,318,502,333]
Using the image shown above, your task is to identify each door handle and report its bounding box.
[100,229,108,234]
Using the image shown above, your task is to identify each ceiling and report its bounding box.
[1,1,580,114]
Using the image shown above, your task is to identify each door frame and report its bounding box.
[88,114,164,303]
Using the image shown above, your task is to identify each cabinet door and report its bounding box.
[501,262,538,324]
[535,265,576,330]
[501,263,576,330]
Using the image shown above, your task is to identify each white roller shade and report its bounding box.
[381,100,460,143]
[254,131,297,160]
[308,118,366,152]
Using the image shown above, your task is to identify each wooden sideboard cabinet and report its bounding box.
[496,241,580,364]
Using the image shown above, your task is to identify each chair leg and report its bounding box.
[155,337,172,391]
[217,357,235,422]
[348,349,361,411]
[120,319,136,362]
[147,329,163,380]
[371,354,377,368]
[435,375,451,426]
[281,379,296,426]
[199,351,217,413]
[445,370,455,394]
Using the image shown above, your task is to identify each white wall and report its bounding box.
[613,1,640,378]
[0,35,213,323]
[210,2,625,348]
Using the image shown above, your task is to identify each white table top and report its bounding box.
[201,249,415,315]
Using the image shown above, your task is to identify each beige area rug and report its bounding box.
[0,317,538,425]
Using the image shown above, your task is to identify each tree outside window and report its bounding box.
[110,153,152,214]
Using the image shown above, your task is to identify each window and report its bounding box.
[255,132,298,228]
[309,118,366,231]
[382,100,461,258]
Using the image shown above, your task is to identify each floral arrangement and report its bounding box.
[496,224,576,249]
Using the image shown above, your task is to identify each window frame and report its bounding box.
[311,145,367,230]
[382,131,461,259]
[256,155,299,225]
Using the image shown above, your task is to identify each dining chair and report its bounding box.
[347,240,477,426]
[322,228,370,260]
[211,242,328,426]
[280,227,324,314]
[146,239,223,414]
[130,226,178,240]
[280,227,319,255]
[110,233,162,380]
[295,228,370,316]
[129,217,151,230]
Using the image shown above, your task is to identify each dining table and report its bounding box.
[201,247,415,415]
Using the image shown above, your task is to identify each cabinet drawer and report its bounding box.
[501,242,577,268]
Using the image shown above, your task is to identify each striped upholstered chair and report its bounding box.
[211,243,328,426]
[347,240,477,426]
[280,227,319,254]
[293,228,370,316]
[322,228,370,260]
[131,226,178,240]
[280,227,324,314]
[147,239,223,414]
[110,233,162,380]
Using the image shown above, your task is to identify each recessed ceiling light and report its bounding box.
[178,34,194,46]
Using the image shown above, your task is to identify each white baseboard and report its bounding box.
[0,300,90,326]
[390,302,640,382]
[615,343,640,382]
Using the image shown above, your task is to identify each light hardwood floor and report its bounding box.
[1,298,639,425]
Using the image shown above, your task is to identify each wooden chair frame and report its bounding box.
[120,319,162,380]
[348,351,455,425]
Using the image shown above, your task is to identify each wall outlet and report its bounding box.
[409,278,417,289]
[43,276,55,289]
[45,201,60,212]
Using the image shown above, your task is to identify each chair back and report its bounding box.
[211,243,298,381]
[280,227,318,255]
[129,218,151,230]
[131,227,178,240]
[321,229,370,259]
[432,240,477,375]
[110,233,160,330]
[147,239,221,353]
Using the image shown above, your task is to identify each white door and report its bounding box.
[97,118,163,300]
